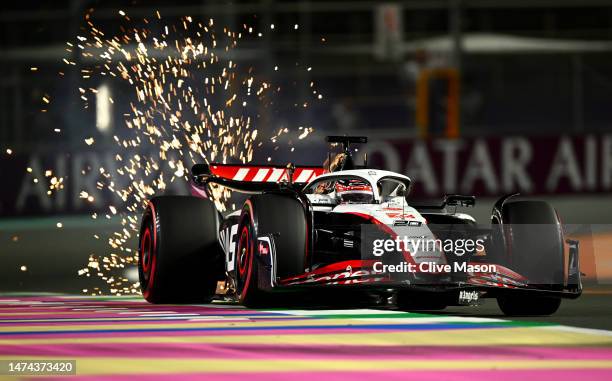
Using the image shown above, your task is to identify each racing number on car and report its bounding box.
[220,224,239,271]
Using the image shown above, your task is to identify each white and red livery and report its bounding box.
[138,136,582,315]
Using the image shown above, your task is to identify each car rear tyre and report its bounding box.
[494,200,563,316]
[139,196,225,304]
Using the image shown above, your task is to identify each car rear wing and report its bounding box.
[191,163,325,196]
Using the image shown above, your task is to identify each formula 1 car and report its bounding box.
[138,136,582,315]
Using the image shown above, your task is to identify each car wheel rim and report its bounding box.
[237,225,250,279]
[140,227,152,273]
[139,221,155,289]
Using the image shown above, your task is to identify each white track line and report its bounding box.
[540,325,612,336]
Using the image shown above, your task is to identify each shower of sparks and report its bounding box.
[60,10,323,296]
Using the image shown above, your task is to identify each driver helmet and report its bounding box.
[335,179,373,203]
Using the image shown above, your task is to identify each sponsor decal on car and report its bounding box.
[458,290,480,305]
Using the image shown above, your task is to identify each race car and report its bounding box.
[138,136,582,315]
